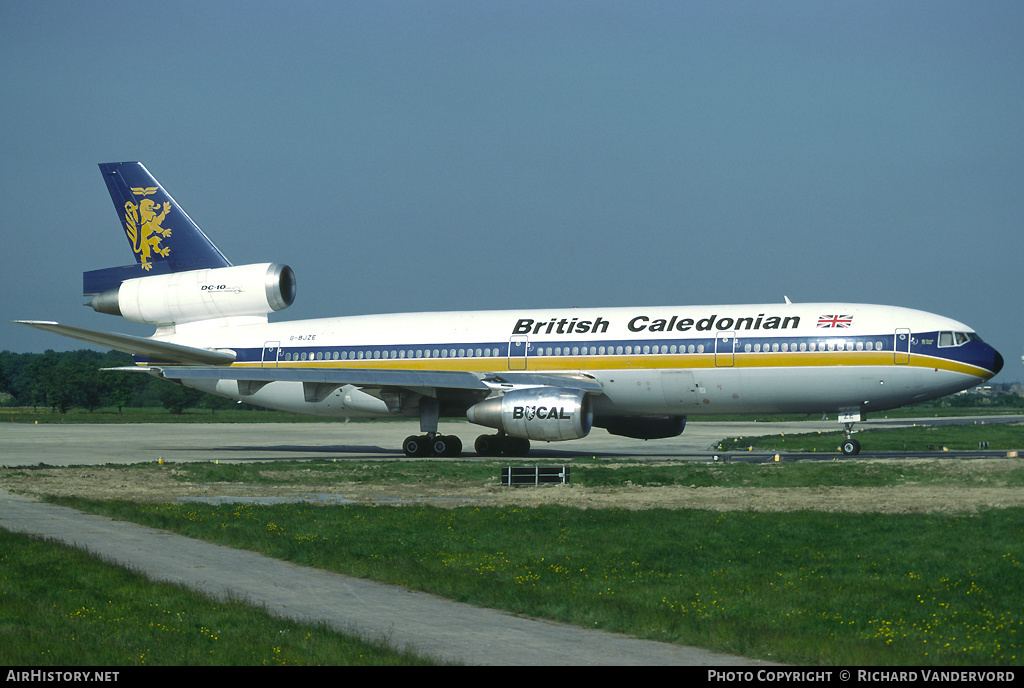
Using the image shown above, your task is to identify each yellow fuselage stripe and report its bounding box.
[230,351,987,378]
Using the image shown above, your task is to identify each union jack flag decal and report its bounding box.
[817,314,853,328]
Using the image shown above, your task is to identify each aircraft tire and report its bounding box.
[403,435,429,457]
[841,438,861,456]
[474,434,500,456]
[431,435,462,457]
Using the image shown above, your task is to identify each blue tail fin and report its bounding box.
[84,162,232,295]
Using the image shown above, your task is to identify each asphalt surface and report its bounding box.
[2,415,1019,466]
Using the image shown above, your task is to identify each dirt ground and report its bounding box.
[2,458,1023,514]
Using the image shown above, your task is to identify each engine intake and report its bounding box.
[466,388,593,441]
[88,263,295,325]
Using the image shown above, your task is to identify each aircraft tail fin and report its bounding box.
[85,162,232,295]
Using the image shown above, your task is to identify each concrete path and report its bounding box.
[0,489,770,666]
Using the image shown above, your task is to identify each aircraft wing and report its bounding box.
[153,366,604,411]
[155,365,604,399]
[14,321,236,366]
[156,365,491,391]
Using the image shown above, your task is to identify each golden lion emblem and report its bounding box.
[124,189,172,270]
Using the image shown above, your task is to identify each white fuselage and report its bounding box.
[160,302,995,421]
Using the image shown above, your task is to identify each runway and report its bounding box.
[1,415,1018,466]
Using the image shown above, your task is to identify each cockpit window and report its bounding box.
[938,331,973,347]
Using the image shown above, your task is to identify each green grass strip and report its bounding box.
[722,422,1024,453]
[0,529,448,666]
[50,498,1024,666]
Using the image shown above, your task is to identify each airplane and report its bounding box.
[17,162,1004,457]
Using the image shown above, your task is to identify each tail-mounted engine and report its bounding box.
[466,388,593,441]
[87,263,296,326]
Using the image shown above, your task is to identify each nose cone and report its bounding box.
[991,349,1004,377]
[964,338,1003,380]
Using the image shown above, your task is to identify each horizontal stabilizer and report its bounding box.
[13,321,235,366]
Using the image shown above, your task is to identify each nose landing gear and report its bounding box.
[840,417,861,456]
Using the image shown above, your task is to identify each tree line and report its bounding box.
[0,349,238,414]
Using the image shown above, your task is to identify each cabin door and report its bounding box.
[894,329,911,365]
[508,335,529,370]
[715,332,736,367]
[262,341,281,367]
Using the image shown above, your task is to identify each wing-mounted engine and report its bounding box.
[466,388,593,441]
[87,263,296,326]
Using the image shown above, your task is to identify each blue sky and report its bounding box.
[2,1,1022,381]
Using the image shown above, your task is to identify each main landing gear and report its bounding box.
[401,398,533,458]
[402,434,462,457]
[402,397,465,456]
[401,433,533,457]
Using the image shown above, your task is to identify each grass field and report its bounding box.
[34,457,1024,667]
[2,414,1022,666]
[722,421,1024,453]
[34,451,1024,489]
[0,528,448,666]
